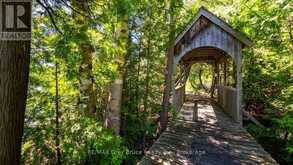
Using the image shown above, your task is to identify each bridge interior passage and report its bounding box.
[173,46,240,123]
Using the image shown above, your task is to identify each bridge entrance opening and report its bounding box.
[172,46,241,122]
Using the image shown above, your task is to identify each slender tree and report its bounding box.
[158,0,177,135]
[55,62,61,165]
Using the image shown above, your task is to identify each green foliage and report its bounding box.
[22,5,127,164]
[186,64,215,92]
[246,123,293,164]
[22,0,293,164]
[61,116,127,164]
[170,106,178,121]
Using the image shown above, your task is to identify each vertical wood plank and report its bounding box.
[236,42,242,125]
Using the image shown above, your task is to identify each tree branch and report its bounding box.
[36,0,63,34]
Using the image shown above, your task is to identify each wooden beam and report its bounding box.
[224,60,227,86]
[242,109,265,128]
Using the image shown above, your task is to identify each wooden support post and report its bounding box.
[218,64,221,85]
[210,62,217,98]
[224,60,227,86]
[181,65,189,106]
[236,44,243,125]
[216,62,220,93]
[233,62,237,87]
[193,101,198,121]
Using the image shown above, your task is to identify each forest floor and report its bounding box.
[140,98,277,165]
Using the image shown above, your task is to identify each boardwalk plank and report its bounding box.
[140,99,277,165]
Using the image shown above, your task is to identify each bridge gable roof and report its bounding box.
[174,7,252,47]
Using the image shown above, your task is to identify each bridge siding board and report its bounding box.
[174,24,242,64]
[235,41,243,123]
[140,100,277,165]
[174,7,252,47]
[199,8,252,47]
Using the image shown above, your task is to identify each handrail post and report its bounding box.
[193,101,198,121]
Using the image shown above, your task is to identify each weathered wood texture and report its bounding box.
[174,7,252,48]
[174,23,243,65]
[140,99,277,165]
[174,86,185,111]
[173,64,190,111]
[170,7,248,123]
[218,85,238,120]
[172,23,244,122]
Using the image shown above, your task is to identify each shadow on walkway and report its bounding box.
[140,98,277,165]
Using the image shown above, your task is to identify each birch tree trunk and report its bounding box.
[106,15,129,135]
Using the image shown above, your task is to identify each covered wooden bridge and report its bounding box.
[141,7,277,165]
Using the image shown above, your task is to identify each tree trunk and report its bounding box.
[107,76,124,135]
[78,44,97,117]
[55,63,61,165]
[0,41,31,164]
[288,18,293,54]
[136,43,142,111]
[106,15,129,135]
[72,1,97,117]
[210,64,217,98]
[158,47,174,135]
[158,0,176,135]
[199,68,209,92]
[144,37,151,113]
[0,1,32,162]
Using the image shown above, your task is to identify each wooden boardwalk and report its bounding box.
[140,99,277,165]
